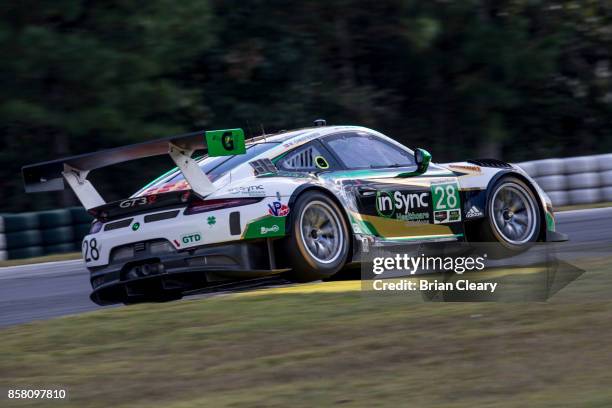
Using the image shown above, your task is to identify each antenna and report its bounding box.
[246,119,254,141]
[260,124,266,142]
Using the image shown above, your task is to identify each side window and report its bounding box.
[325,132,415,169]
[277,142,333,171]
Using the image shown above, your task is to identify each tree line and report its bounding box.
[1,0,611,211]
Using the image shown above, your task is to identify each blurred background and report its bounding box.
[1,0,612,212]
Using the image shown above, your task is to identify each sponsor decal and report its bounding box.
[205,129,246,156]
[375,190,429,219]
[243,216,286,239]
[449,164,481,173]
[465,206,483,218]
[260,225,280,235]
[207,216,216,226]
[268,201,290,217]
[144,180,190,196]
[281,132,320,149]
[449,209,461,222]
[315,155,330,169]
[132,222,140,231]
[396,212,429,223]
[181,232,202,245]
[434,211,448,223]
[228,184,266,196]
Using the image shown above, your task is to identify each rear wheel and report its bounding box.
[479,176,541,253]
[285,191,350,282]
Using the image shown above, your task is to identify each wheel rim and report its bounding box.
[490,182,537,245]
[299,200,344,264]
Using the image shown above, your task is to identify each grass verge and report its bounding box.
[0,253,81,268]
[1,267,612,408]
[556,201,612,212]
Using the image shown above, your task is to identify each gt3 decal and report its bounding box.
[119,197,148,208]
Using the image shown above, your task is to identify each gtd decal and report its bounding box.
[181,233,201,244]
[268,201,290,217]
[376,191,428,217]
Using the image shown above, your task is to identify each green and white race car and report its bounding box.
[23,121,566,304]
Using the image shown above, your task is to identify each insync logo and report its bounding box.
[376,191,428,217]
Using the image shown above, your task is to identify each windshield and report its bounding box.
[137,142,279,195]
[326,133,415,169]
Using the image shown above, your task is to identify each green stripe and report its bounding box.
[545,212,555,232]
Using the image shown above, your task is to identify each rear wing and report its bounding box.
[22,129,245,210]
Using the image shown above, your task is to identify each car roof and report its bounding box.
[247,125,366,144]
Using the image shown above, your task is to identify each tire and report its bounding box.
[566,172,600,190]
[546,191,569,207]
[73,223,92,241]
[602,186,612,202]
[564,156,598,174]
[1,213,39,232]
[601,170,612,187]
[568,188,601,205]
[41,226,74,245]
[70,207,94,224]
[517,161,538,178]
[44,242,77,255]
[535,175,566,192]
[8,246,44,259]
[38,209,72,228]
[479,176,541,253]
[284,191,350,282]
[534,159,564,177]
[6,230,42,249]
[598,154,612,171]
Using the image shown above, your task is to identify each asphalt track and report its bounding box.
[1,207,611,327]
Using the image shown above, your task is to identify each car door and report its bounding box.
[321,131,464,242]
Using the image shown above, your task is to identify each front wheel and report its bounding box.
[284,191,350,282]
[478,176,541,254]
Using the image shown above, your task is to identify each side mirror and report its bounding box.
[414,148,431,174]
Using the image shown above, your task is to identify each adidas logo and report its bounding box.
[466,206,483,218]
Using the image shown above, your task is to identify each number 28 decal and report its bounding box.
[82,238,100,262]
[431,181,460,211]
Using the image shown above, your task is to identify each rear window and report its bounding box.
[138,142,278,195]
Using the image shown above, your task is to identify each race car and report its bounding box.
[22,121,567,304]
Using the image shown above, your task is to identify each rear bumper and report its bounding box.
[89,239,284,305]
